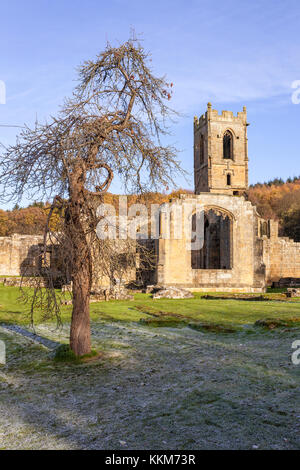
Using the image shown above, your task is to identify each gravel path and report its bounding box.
[0,323,60,350]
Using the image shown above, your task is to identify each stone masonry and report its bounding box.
[155,104,300,292]
[0,234,43,276]
[194,103,248,195]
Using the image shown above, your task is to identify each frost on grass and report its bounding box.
[0,321,299,450]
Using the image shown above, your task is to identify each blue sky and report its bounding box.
[0,0,299,206]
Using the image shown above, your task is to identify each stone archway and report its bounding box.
[191,207,233,269]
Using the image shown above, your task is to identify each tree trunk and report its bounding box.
[68,171,92,356]
[70,260,91,356]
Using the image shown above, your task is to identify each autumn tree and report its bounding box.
[0,209,10,236]
[0,37,181,356]
[248,178,300,238]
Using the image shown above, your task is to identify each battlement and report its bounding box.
[194,103,249,195]
[194,103,247,130]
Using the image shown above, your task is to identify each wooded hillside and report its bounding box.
[248,176,300,240]
[0,178,299,240]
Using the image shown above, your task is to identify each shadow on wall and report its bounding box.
[20,243,68,288]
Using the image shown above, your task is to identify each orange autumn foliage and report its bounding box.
[0,180,299,240]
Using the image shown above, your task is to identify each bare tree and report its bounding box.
[0,36,182,356]
[94,238,156,294]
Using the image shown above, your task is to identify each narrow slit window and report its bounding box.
[227,174,231,186]
[200,134,204,164]
[223,131,233,159]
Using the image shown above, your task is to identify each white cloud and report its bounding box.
[169,56,296,113]
[0,81,6,104]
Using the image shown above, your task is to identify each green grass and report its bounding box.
[267,287,287,293]
[1,284,300,330]
[53,344,99,363]
[1,283,299,450]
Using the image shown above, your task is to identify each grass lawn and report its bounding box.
[0,284,299,450]
[1,284,300,329]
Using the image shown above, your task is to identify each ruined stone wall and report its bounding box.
[156,194,266,293]
[0,234,43,276]
[0,233,138,288]
[262,221,300,284]
[3,215,299,292]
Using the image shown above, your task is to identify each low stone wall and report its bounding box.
[1,276,47,287]
[263,235,300,285]
[0,234,43,276]
[0,234,137,289]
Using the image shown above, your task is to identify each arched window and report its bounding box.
[200,134,204,164]
[260,221,269,237]
[191,208,232,269]
[227,174,231,186]
[223,130,233,159]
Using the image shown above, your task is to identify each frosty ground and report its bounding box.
[0,288,299,450]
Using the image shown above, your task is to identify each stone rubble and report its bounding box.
[152,286,194,299]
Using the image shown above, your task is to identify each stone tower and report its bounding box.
[194,103,249,195]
